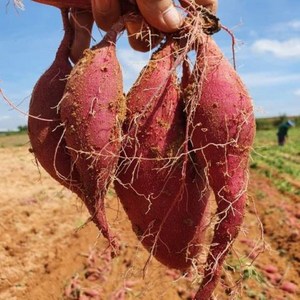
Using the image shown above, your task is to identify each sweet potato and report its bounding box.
[185,37,255,299]
[115,40,210,270]
[28,9,83,197]
[59,20,126,249]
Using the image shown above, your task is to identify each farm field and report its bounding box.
[0,129,299,300]
[251,128,300,196]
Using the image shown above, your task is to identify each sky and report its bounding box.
[0,0,300,131]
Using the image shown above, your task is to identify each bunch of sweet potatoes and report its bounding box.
[28,2,255,299]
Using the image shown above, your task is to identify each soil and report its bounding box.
[0,143,299,300]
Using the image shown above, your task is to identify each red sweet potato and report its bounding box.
[115,40,210,270]
[28,9,83,197]
[33,0,91,9]
[185,37,255,299]
[59,20,126,249]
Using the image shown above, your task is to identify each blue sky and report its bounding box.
[1,0,300,130]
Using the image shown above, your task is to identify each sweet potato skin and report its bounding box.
[187,37,255,299]
[115,42,210,270]
[28,10,82,197]
[60,41,124,199]
[59,37,124,247]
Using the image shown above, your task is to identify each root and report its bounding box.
[0,88,58,122]
[126,18,164,53]
[52,125,83,192]
[13,0,24,9]
[142,182,187,273]
[6,0,24,11]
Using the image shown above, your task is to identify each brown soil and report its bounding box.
[0,144,299,300]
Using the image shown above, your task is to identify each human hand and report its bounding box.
[70,0,218,62]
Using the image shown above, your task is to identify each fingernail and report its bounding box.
[162,6,182,30]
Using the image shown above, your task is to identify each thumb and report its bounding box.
[136,0,182,33]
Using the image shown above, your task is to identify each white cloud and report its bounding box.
[240,72,300,88]
[251,38,300,58]
[294,89,300,97]
[287,20,300,30]
[270,20,300,33]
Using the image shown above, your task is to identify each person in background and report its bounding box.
[277,120,295,146]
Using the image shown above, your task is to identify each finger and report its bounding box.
[126,20,164,52]
[91,0,121,32]
[136,0,183,33]
[196,0,218,13]
[70,9,94,64]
